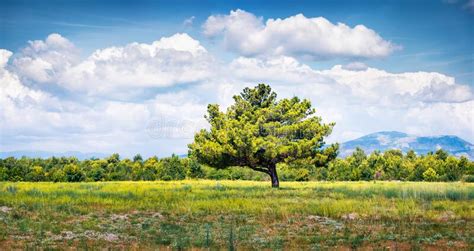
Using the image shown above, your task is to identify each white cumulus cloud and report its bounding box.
[12,33,79,84]
[60,33,214,96]
[62,33,214,96]
[10,33,215,98]
[203,9,399,59]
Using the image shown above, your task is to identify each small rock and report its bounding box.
[307,215,323,221]
[0,206,12,213]
[306,215,344,229]
[111,214,128,221]
[83,230,98,239]
[342,213,359,220]
[62,231,76,240]
[152,212,164,219]
[103,233,119,242]
[82,230,119,241]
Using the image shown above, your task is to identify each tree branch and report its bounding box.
[248,166,269,174]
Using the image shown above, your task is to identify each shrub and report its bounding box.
[423,168,439,182]
[157,155,185,180]
[186,159,205,179]
[63,164,85,182]
[0,167,8,181]
[461,175,474,183]
[26,166,46,181]
[49,169,66,182]
[132,161,156,181]
[88,164,105,181]
[205,168,228,180]
[295,169,310,181]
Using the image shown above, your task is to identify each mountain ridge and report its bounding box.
[339,131,474,159]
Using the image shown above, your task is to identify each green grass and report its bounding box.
[0,180,472,249]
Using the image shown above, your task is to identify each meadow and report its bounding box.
[0,180,473,250]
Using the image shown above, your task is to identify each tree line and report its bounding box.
[0,149,472,182]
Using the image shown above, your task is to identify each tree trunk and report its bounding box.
[268,164,279,188]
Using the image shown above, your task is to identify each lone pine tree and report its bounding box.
[188,84,338,187]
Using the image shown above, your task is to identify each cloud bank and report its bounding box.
[203,9,399,59]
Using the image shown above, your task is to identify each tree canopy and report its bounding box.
[188,84,338,187]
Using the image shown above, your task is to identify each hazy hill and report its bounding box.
[339,131,474,159]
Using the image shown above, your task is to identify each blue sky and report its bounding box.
[0,0,473,157]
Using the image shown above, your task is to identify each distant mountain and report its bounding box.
[339,131,474,159]
[0,151,109,160]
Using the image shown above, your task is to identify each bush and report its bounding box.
[26,166,46,181]
[295,169,310,181]
[88,164,105,181]
[279,165,310,181]
[64,164,85,182]
[157,155,185,180]
[461,175,474,183]
[132,162,156,181]
[205,168,228,180]
[423,168,439,182]
[49,169,66,182]
[186,159,205,179]
[0,167,8,181]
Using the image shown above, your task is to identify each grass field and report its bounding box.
[0,180,473,250]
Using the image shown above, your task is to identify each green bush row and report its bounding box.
[0,149,472,182]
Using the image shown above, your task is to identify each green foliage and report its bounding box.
[185,159,205,179]
[49,168,66,182]
[188,84,337,187]
[0,166,7,181]
[435,149,449,161]
[328,159,351,181]
[324,150,472,182]
[87,163,105,181]
[423,168,439,182]
[63,164,85,182]
[26,166,46,181]
[277,163,306,181]
[133,154,143,163]
[461,175,474,182]
[0,150,472,182]
[204,166,265,180]
[157,154,186,181]
[442,156,462,181]
[132,158,157,181]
